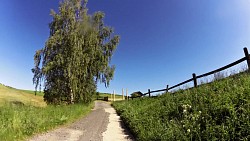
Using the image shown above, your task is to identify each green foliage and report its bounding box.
[131,91,143,98]
[113,72,250,141]
[32,0,119,104]
[0,102,93,141]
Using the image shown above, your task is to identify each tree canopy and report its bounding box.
[32,0,119,104]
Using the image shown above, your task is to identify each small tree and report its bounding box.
[32,0,119,104]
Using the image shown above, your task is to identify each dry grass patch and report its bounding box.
[0,84,46,107]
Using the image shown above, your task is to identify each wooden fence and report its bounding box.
[135,47,250,98]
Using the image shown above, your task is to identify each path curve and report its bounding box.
[28,101,134,141]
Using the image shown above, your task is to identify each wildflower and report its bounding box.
[199,111,202,114]
[183,104,192,109]
[183,109,187,113]
[187,129,190,132]
[192,116,196,120]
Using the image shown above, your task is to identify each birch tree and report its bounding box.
[32,0,119,104]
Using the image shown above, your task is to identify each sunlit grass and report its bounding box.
[0,103,93,141]
[0,84,93,141]
[113,72,250,141]
[0,84,46,107]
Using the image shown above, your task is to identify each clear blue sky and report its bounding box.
[0,0,249,95]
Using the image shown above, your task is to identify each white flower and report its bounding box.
[183,104,192,109]
[199,111,202,114]
[183,109,187,113]
[187,129,190,132]
[192,116,196,120]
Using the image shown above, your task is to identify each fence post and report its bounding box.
[244,47,250,71]
[122,88,124,100]
[126,88,128,100]
[192,73,198,87]
[148,89,151,97]
[166,85,169,93]
[110,92,112,101]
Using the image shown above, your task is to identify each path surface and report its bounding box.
[28,101,134,141]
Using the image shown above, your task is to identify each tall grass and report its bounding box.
[113,72,250,141]
[0,103,93,141]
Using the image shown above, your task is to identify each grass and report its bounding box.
[0,103,93,141]
[112,72,250,141]
[18,89,44,97]
[0,84,94,141]
[0,84,46,107]
[96,92,125,101]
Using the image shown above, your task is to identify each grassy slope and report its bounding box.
[113,72,250,141]
[0,84,46,107]
[18,89,44,97]
[0,84,93,141]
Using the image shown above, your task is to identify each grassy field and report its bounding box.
[96,92,125,101]
[112,72,250,141]
[0,84,45,107]
[17,89,44,97]
[0,84,93,141]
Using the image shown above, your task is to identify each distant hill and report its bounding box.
[0,84,46,107]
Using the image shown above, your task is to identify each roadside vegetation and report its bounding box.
[0,84,93,141]
[113,72,250,141]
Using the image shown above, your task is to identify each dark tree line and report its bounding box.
[32,0,119,104]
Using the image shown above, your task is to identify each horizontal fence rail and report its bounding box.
[168,78,193,90]
[132,47,250,99]
[196,57,247,79]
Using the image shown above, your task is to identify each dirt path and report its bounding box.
[28,101,134,141]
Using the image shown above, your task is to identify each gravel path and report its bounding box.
[28,101,134,141]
